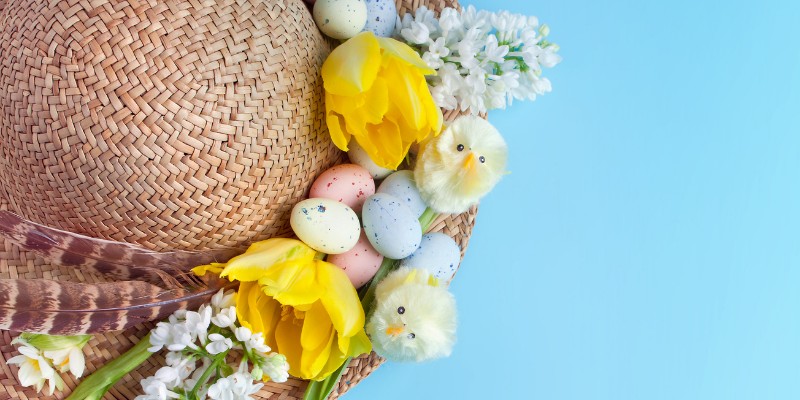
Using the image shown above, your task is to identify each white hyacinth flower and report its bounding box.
[208,363,264,400]
[260,353,290,383]
[153,365,182,389]
[401,21,431,45]
[396,5,561,114]
[185,304,213,344]
[234,326,271,354]
[211,289,236,311]
[205,333,234,355]
[211,306,237,329]
[135,376,180,400]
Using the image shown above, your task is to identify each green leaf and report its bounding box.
[303,358,351,400]
[66,333,154,400]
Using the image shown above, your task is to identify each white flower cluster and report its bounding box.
[396,5,562,115]
[6,333,90,396]
[136,290,289,400]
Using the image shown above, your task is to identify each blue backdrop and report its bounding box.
[350,0,800,398]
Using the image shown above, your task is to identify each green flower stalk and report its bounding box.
[304,208,440,400]
[66,333,154,400]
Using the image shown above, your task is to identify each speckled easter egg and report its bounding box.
[362,193,421,259]
[347,141,393,179]
[313,0,368,40]
[400,233,461,283]
[327,231,384,288]
[290,198,360,254]
[362,0,397,37]
[309,164,375,213]
[376,170,426,218]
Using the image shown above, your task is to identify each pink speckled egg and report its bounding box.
[309,164,375,213]
[327,231,384,288]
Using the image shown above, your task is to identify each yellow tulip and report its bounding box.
[322,31,443,170]
[192,239,372,381]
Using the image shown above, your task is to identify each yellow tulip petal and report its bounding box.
[299,303,335,378]
[191,263,225,277]
[275,313,304,378]
[321,32,381,96]
[317,261,364,337]
[328,80,388,125]
[267,262,323,306]
[257,261,304,297]
[382,59,427,131]
[257,296,283,351]
[221,239,315,282]
[301,302,334,351]
[236,282,264,333]
[365,120,404,170]
[326,111,351,151]
[377,36,435,74]
[312,336,348,381]
[345,329,372,357]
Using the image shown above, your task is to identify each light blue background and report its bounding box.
[350,0,800,399]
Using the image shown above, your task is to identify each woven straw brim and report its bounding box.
[0,0,468,399]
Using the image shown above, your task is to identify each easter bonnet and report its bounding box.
[0,0,560,398]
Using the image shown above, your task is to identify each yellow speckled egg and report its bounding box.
[291,198,361,254]
[313,0,368,40]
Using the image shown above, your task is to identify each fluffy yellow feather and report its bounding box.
[414,115,508,214]
[366,267,457,362]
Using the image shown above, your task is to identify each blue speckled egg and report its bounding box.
[376,170,426,218]
[290,198,361,254]
[361,193,421,259]
[362,0,397,37]
[399,233,461,282]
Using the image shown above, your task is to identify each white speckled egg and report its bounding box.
[327,231,384,288]
[290,198,360,254]
[400,233,461,283]
[313,0,368,40]
[362,0,397,37]
[309,164,375,214]
[361,193,421,259]
[376,170,426,218]
[347,141,393,179]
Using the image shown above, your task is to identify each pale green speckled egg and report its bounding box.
[291,198,361,254]
[313,0,368,40]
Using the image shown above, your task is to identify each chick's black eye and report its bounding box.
[397,306,405,315]
[408,333,416,339]
[479,156,486,163]
[456,144,464,151]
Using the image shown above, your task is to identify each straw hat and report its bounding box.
[0,0,473,398]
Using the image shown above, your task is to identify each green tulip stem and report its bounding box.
[419,207,439,233]
[302,359,350,400]
[66,333,155,400]
[303,209,441,400]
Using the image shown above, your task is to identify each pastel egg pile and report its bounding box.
[290,160,461,289]
[312,0,397,40]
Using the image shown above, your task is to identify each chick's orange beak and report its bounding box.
[462,152,475,171]
[385,325,405,337]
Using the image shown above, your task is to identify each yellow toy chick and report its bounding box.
[366,267,457,362]
[414,115,508,214]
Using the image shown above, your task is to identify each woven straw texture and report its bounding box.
[0,0,340,251]
[0,0,468,398]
